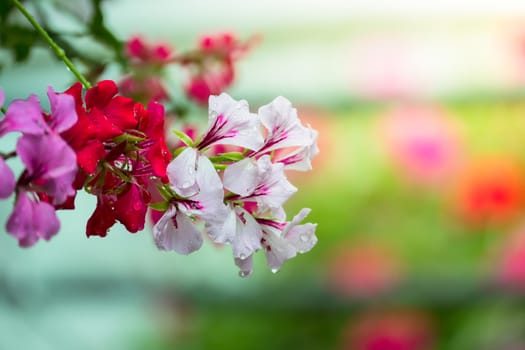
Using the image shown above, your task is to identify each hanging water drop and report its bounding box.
[271,268,279,274]
[239,270,250,277]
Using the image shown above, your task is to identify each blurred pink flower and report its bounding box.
[378,105,462,186]
[342,309,434,350]
[327,241,401,298]
[496,226,525,291]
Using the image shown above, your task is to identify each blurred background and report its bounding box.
[3,0,525,349]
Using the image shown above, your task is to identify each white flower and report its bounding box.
[260,208,318,272]
[154,151,227,254]
[255,96,312,155]
[223,155,297,209]
[196,93,264,151]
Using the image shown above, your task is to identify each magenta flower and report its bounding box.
[0,89,15,199]
[0,158,15,199]
[17,134,77,205]
[0,87,77,137]
[6,191,60,247]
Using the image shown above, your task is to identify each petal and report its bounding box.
[230,206,263,259]
[276,127,319,171]
[281,208,317,253]
[284,222,318,254]
[0,158,15,199]
[262,231,296,273]
[86,195,116,237]
[85,80,118,110]
[167,147,199,197]
[223,158,259,196]
[206,207,236,244]
[114,183,148,233]
[0,95,48,136]
[47,86,78,133]
[152,206,203,254]
[76,140,105,174]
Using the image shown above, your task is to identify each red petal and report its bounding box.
[86,80,119,110]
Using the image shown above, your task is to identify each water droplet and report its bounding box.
[181,181,192,188]
[132,201,142,210]
[187,167,195,175]
[239,253,246,260]
[239,270,250,278]
[271,268,279,274]
[300,233,309,242]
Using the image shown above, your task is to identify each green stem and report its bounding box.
[10,0,92,89]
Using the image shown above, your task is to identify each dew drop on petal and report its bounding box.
[300,233,309,242]
[239,253,246,260]
[271,268,279,274]
[181,181,192,188]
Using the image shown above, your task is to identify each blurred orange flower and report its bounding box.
[452,158,525,226]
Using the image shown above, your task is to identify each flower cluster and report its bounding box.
[180,33,256,105]
[62,80,171,236]
[119,36,173,103]
[0,87,78,246]
[0,82,318,275]
[152,93,319,275]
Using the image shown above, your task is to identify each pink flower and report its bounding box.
[6,191,60,247]
[379,105,461,185]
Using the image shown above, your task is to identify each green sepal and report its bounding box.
[149,201,169,211]
[209,152,244,163]
[172,129,194,147]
